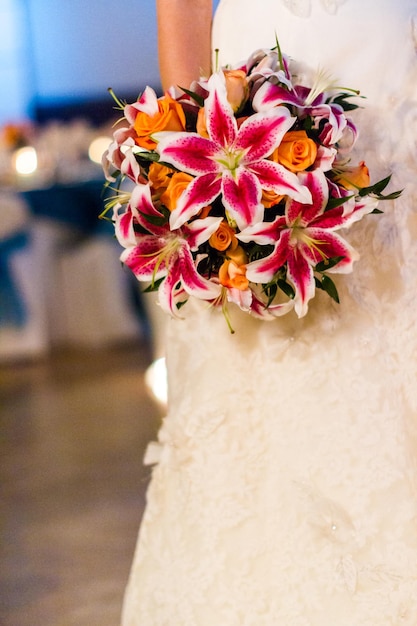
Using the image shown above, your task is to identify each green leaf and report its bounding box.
[264,283,278,307]
[143,277,164,292]
[178,86,205,107]
[274,33,285,74]
[138,210,168,227]
[315,255,345,272]
[176,299,188,310]
[358,174,391,197]
[376,189,403,201]
[135,151,160,164]
[277,279,295,299]
[320,275,340,303]
[326,195,354,210]
[248,243,274,262]
[331,96,359,112]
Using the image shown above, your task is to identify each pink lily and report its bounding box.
[102,129,140,183]
[156,71,311,232]
[253,81,350,146]
[251,297,295,320]
[124,85,160,124]
[240,170,377,317]
[103,87,162,183]
[113,184,222,315]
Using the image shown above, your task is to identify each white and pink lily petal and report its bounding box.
[314,194,378,229]
[124,86,159,125]
[118,190,223,316]
[102,130,135,181]
[224,285,253,312]
[103,131,146,184]
[119,235,168,283]
[334,118,358,159]
[158,276,189,317]
[313,145,337,172]
[113,183,167,249]
[250,293,295,320]
[119,224,222,317]
[129,183,169,237]
[311,102,347,145]
[253,82,324,113]
[247,49,293,88]
[119,148,144,183]
[156,243,222,316]
[253,81,348,145]
[156,71,311,231]
[113,178,223,314]
[285,169,361,231]
[113,203,138,248]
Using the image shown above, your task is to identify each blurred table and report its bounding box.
[0,179,144,362]
[21,178,109,235]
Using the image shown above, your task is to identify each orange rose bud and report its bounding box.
[224,69,249,112]
[227,245,248,266]
[160,172,193,212]
[196,107,209,138]
[148,162,173,191]
[219,257,249,291]
[261,188,285,208]
[198,205,212,219]
[209,220,238,252]
[274,130,317,173]
[334,161,370,190]
[133,94,186,150]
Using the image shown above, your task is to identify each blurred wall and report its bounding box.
[1,0,220,127]
[25,0,160,105]
[0,0,31,125]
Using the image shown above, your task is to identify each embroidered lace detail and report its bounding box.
[282,0,347,17]
[122,287,417,625]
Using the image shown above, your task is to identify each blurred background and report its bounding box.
[0,0,162,362]
[0,2,217,625]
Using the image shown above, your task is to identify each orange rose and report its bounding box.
[209,220,238,252]
[224,70,249,113]
[148,162,173,191]
[196,107,209,138]
[133,94,186,150]
[334,161,370,190]
[274,130,317,172]
[261,189,285,209]
[160,172,193,212]
[227,245,248,266]
[219,253,249,291]
[198,205,212,219]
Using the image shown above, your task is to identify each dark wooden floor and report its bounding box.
[0,341,162,626]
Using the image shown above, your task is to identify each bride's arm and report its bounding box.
[156,0,213,90]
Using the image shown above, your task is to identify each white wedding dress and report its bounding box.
[121,1,417,624]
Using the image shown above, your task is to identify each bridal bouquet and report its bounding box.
[102,45,397,329]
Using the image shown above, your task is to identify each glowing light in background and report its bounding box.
[13,146,38,175]
[88,136,112,164]
[145,357,168,406]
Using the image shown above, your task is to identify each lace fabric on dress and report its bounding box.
[282,0,347,17]
[121,1,417,624]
